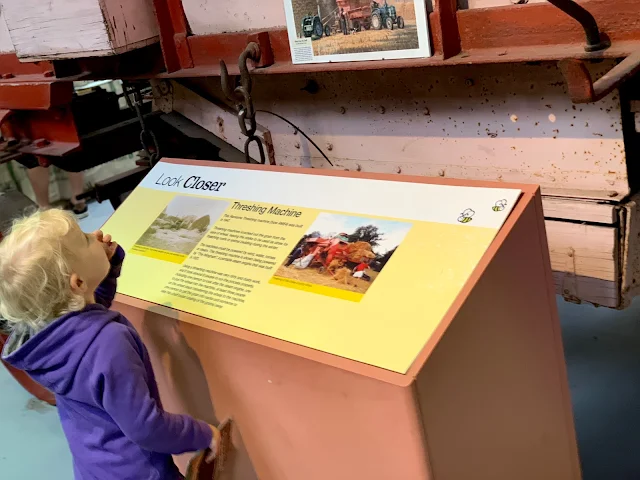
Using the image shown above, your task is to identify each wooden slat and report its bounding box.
[546,220,617,282]
[553,272,618,308]
[548,217,619,308]
[541,197,616,224]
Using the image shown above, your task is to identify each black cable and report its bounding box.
[256,110,334,167]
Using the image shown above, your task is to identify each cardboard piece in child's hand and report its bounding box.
[186,418,232,480]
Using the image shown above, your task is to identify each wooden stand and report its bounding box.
[113,172,580,480]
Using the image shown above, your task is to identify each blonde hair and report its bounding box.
[0,209,85,329]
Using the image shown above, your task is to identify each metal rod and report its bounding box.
[546,0,609,52]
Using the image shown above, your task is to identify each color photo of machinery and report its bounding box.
[301,0,407,39]
[286,0,431,61]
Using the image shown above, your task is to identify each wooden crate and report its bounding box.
[2,0,159,60]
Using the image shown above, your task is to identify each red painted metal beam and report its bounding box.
[34,0,637,81]
[457,0,639,51]
[0,53,69,110]
[560,50,640,103]
[152,0,194,72]
[0,81,73,110]
[189,30,276,73]
[155,0,639,78]
[0,105,81,159]
[431,0,461,59]
[0,53,54,77]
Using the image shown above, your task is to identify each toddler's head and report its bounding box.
[0,209,111,329]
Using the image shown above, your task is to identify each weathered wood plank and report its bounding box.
[3,0,158,60]
[553,272,618,308]
[546,221,617,282]
[541,197,616,224]
[0,7,14,54]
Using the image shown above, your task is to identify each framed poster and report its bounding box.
[283,0,431,64]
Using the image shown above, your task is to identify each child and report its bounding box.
[0,209,220,480]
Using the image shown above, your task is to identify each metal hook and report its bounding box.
[220,42,262,103]
[220,43,264,164]
[238,43,261,95]
[220,60,240,104]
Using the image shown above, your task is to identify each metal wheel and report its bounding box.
[313,17,323,37]
[385,16,394,30]
[371,13,382,30]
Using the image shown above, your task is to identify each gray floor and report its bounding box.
[1,201,639,478]
[560,299,640,479]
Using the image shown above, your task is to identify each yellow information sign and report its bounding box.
[103,160,521,373]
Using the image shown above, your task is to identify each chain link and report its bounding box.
[220,43,266,165]
[123,82,161,167]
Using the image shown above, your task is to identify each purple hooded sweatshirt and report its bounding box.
[1,247,212,480]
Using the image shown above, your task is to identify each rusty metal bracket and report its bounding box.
[246,32,275,69]
[559,51,640,103]
[546,0,609,52]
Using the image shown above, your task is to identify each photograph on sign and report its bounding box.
[132,196,229,263]
[272,213,411,299]
[283,0,431,64]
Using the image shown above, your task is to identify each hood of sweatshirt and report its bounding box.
[1,304,120,396]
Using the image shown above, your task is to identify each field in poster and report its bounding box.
[271,212,411,299]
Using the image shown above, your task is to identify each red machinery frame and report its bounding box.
[142,0,640,103]
[149,0,639,70]
[0,55,80,164]
[0,0,630,104]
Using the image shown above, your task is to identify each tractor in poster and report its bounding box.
[301,0,404,40]
[301,4,340,39]
[336,0,405,33]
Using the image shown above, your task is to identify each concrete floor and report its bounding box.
[1,201,639,478]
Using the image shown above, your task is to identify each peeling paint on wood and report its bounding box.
[0,7,13,54]
[1,0,158,60]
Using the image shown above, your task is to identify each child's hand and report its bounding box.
[94,230,118,260]
[205,424,222,463]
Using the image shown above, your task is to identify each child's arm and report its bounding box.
[94,245,125,309]
[98,327,213,455]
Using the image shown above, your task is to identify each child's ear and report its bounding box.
[69,273,87,294]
